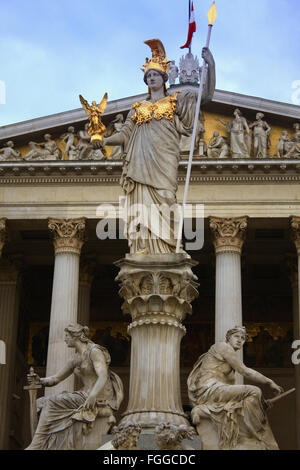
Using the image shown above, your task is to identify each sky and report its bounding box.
[0,0,299,125]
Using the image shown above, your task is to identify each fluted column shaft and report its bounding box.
[116,254,198,428]
[215,251,242,340]
[0,218,7,258]
[77,258,95,326]
[78,281,92,326]
[46,218,86,395]
[290,216,300,449]
[210,216,248,384]
[0,263,20,449]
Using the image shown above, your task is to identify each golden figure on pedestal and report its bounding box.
[79,92,108,144]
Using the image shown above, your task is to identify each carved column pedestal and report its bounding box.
[115,254,198,428]
[46,218,86,395]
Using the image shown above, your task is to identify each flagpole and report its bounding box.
[176,23,214,253]
[188,0,192,54]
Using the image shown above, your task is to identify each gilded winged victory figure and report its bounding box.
[79,93,108,143]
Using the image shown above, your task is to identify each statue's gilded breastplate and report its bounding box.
[132,92,180,126]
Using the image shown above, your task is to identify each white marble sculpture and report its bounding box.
[207,131,229,158]
[61,126,76,160]
[25,134,61,161]
[103,39,215,254]
[285,123,300,158]
[155,423,196,450]
[76,123,92,159]
[0,141,22,161]
[179,52,200,84]
[249,112,271,159]
[217,109,251,159]
[25,324,123,450]
[276,130,291,158]
[108,114,125,160]
[188,326,283,450]
[75,123,106,160]
[168,60,179,86]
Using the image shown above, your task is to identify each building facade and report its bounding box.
[0,84,300,449]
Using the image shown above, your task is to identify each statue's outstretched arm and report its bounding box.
[220,343,283,394]
[201,47,216,104]
[40,361,74,387]
[104,133,125,147]
[243,118,250,134]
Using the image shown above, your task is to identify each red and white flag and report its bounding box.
[180,1,196,49]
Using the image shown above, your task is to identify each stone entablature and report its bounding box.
[1,159,300,183]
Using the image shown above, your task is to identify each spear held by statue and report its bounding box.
[176,1,217,253]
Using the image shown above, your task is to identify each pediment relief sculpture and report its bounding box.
[0,140,22,161]
[24,134,61,161]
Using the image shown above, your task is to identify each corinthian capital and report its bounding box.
[48,218,86,255]
[209,216,248,254]
[290,216,300,254]
[0,218,7,258]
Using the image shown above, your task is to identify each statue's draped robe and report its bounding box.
[119,91,198,253]
[226,117,250,159]
[188,343,278,450]
[253,121,269,158]
[26,345,123,450]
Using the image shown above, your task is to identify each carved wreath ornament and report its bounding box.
[119,271,197,303]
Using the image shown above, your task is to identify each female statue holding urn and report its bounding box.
[104,39,215,254]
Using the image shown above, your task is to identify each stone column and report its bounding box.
[46,218,86,395]
[287,254,299,340]
[115,253,198,428]
[209,216,248,383]
[0,259,20,449]
[77,257,96,327]
[0,218,7,258]
[290,216,300,449]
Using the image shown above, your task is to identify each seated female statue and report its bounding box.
[187,326,283,450]
[26,324,123,450]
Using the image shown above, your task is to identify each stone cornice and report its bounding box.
[290,216,300,255]
[209,216,249,254]
[1,159,300,186]
[48,217,86,255]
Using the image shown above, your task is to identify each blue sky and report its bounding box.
[0,0,299,125]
